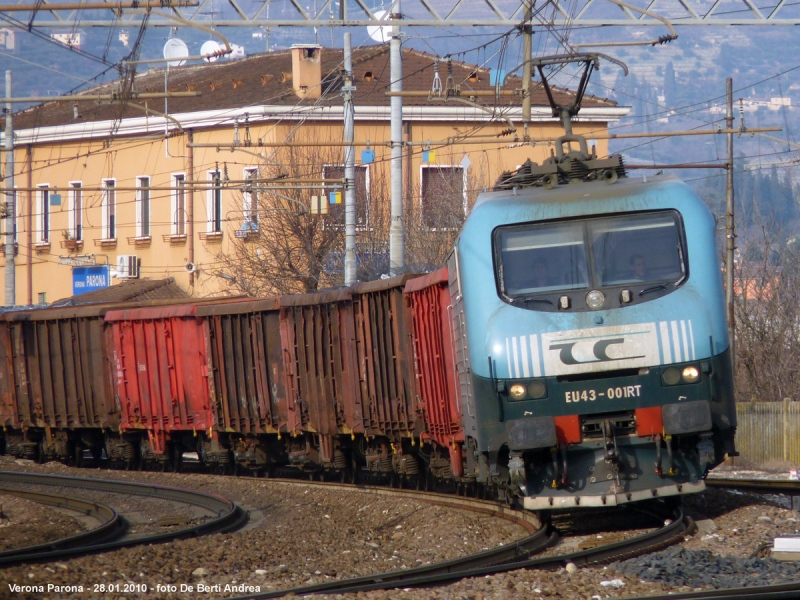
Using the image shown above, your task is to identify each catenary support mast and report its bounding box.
[389,7,404,274]
[725,78,736,371]
[4,70,15,307]
[343,32,357,285]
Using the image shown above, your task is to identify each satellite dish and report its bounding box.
[367,10,392,44]
[201,40,222,63]
[185,262,197,273]
[163,38,189,67]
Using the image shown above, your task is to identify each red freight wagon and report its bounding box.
[404,267,465,477]
[0,305,118,462]
[105,303,218,466]
[279,288,361,470]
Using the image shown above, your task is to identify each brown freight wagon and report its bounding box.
[197,297,294,471]
[350,274,422,478]
[279,288,360,472]
[0,304,118,462]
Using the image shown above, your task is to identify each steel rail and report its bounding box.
[0,471,248,566]
[0,489,127,565]
[706,477,800,493]
[623,581,800,600]
[230,506,689,599]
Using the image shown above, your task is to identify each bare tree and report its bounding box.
[215,136,347,296]
[733,209,800,402]
[216,139,489,295]
[404,147,487,270]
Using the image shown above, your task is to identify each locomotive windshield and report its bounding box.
[497,222,589,295]
[495,210,687,308]
[589,212,685,287]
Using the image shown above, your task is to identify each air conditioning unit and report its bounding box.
[117,254,140,279]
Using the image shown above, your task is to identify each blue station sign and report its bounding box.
[72,265,110,296]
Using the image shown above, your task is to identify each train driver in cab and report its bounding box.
[629,254,648,281]
[530,258,556,289]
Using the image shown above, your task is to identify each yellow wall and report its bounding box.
[2,117,611,304]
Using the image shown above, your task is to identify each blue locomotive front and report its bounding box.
[448,173,736,509]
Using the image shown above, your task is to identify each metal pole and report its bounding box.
[389,6,404,275]
[725,77,735,370]
[343,33,357,285]
[26,145,31,305]
[187,130,195,288]
[4,70,15,307]
[521,0,532,141]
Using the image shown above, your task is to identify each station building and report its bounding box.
[1,45,627,304]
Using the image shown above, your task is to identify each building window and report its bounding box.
[207,170,222,233]
[102,179,116,239]
[243,167,259,229]
[136,176,150,237]
[69,181,82,240]
[37,184,50,242]
[322,164,369,228]
[172,173,186,235]
[37,292,46,305]
[420,165,466,229]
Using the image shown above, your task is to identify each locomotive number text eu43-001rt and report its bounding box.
[565,385,642,403]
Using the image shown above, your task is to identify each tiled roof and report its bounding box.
[50,277,189,307]
[13,46,617,131]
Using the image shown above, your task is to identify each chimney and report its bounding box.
[291,44,322,99]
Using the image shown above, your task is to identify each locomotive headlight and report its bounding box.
[681,366,701,383]
[527,380,547,399]
[586,289,605,309]
[509,384,527,400]
[662,367,681,386]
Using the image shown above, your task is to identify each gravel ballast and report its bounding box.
[3,458,800,599]
[0,493,87,552]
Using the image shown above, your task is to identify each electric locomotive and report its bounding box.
[446,138,736,509]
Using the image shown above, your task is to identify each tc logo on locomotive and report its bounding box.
[543,323,659,375]
[503,321,694,378]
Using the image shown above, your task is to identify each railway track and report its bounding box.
[5,464,798,599]
[707,477,800,494]
[0,490,125,564]
[624,581,800,600]
[226,474,800,600]
[0,470,248,567]
[227,497,690,599]
[615,476,800,600]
